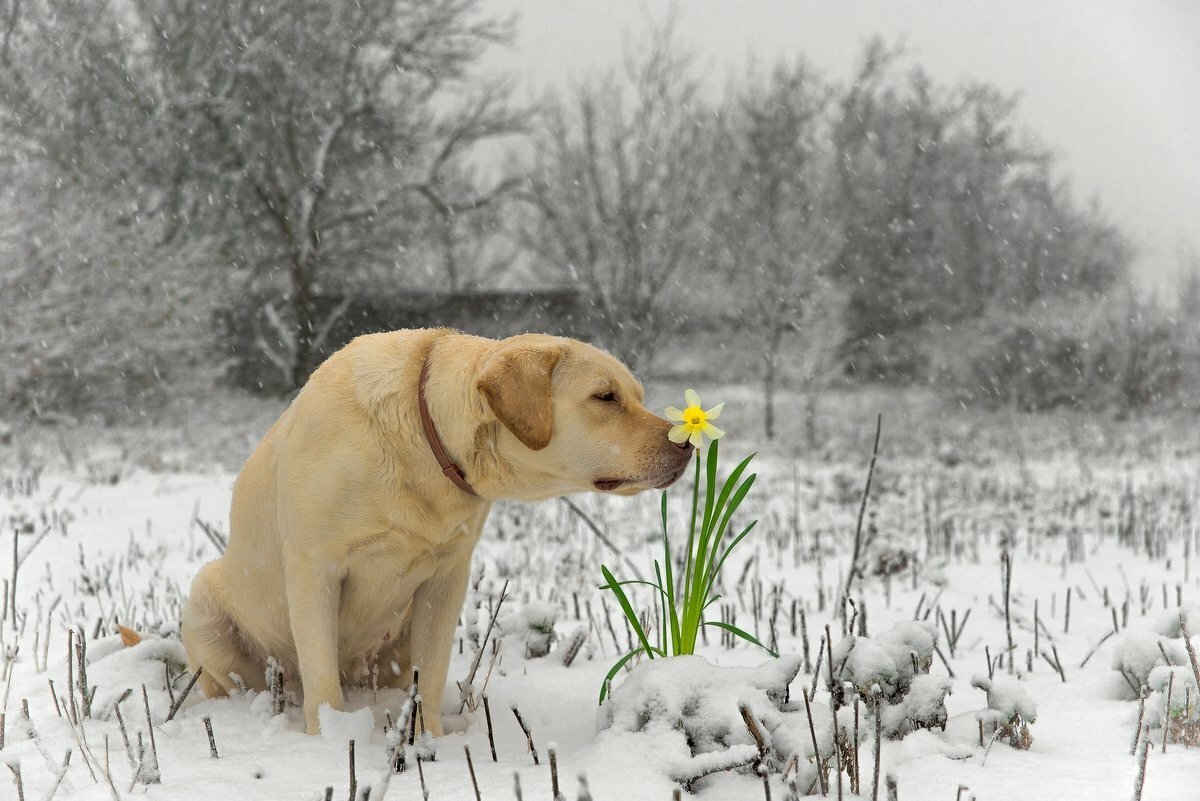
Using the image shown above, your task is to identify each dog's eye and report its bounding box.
[593,391,617,403]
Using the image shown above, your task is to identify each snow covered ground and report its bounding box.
[2,431,1200,799]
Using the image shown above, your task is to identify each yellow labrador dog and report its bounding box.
[181,328,692,735]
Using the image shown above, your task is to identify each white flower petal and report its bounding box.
[668,424,690,443]
[684,388,702,409]
[689,429,705,449]
[703,422,725,440]
[664,405,685,422]
[705,402,725,420]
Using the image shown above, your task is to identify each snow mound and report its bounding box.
[498,600,559,658]
[318,703,375,746]
[1111,630,1188,694]
[598,655,803,787]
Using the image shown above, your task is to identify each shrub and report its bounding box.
[941,294,1189,413]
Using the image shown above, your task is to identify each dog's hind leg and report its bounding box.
[182,562,269,699]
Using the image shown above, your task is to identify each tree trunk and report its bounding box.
[764,357,776,441]
[763,325,785,441]
[289,250,316,389]
[804,389,818,451]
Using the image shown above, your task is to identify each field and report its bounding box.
[2,387,1199,800]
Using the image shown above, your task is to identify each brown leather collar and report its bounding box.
[418,357,479,497]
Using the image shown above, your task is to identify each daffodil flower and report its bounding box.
[665,388,725,450]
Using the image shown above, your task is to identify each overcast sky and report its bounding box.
[483,0,1199,290]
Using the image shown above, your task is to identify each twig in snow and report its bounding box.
[512,705,539,765]
[483,693,497,762]
[803,692,826,796]
[464,745,481,801]
[1079,631,1115,668]
[842,414,882,617]
[739,704,767,771]
[43,749,72,801]
[204,716,218,759]
[1179,614,1200,695]
[165,667,202,721]
[458,580,508,713]
[1131,688,1148,755]
[549,745,562,801]
[1162,672,1174,753]
[7,763,24,801]
[560,497,643,580]
[1131,725,1151,801]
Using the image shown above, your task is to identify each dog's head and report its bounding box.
[476,334,692,501]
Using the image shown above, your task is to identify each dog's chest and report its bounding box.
[337,516,483,653]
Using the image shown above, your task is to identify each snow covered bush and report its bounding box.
[971,674,1036,750]
[497,600,559,658]
[880,674,954,738]
[597,655,805,789]
[1110,629,1189,698]
[824,620,945,738]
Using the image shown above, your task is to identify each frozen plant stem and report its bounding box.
[803,692,826,796]
[166,666,203,721]
[204,716,218,758]
[458,580,509,713]
[549,745,561,800]
[842,414,882,616]
[483,693,497,762]
[1131,725,1151,801]
[1179,614,1200,694]
[1003,553,1014,675]
[1162,673,1174,753]
[512,705,539,765]
[464,745,481,801]
[872,695,882,801]
[1131,689,1147,755]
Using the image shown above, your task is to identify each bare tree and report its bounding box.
[717,61,845,441]
[0,0,527,389]
[521,21,720,370]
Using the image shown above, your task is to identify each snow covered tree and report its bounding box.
[716,60,845,442]
[521,22,721,371]
[0,0,526,389]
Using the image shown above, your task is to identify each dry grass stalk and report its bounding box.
[165,666,203,721]
[802,691,826,796]
[1180,614,1200,694]
[1132,725,1151,801]
[1131,688,1148,755]
[458,580,509,713]
[204,716,218,758]
[549,745,562,800]
[512,705,539,765]
[464,744,481,801]
[483,693,498,762]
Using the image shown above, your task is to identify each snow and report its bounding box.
[1,444,1199,799]
[318,704,376,747]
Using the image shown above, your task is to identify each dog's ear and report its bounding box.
[477,342,562,451]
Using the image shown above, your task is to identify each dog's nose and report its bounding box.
[673,438,693,453]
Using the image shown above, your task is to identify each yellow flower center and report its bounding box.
[684,407,706,428]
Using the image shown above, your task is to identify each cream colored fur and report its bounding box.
[181,329,691,735]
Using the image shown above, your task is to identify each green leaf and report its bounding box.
[599,649,642,703]
[704,452,756,541]
[705,475,757,586]
[702,439,719,532]
[600,564,658,658]
[682,456,701,601]
[658,495,681,654]
[705,520,758,600]
[703,620,778,658]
